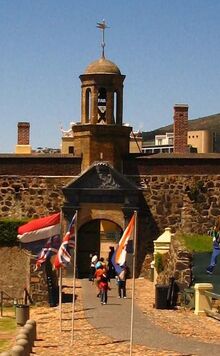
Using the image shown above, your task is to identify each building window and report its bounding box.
[168,138,173,145]
[68,146,74,154]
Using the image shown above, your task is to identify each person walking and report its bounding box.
[94,262,104,297]
[107,246,116,279]
[89,252,98,281]
[99,268,111,305]
[117,264,129,298]
[206,221,220,274]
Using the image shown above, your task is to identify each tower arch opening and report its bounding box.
[98,87,107,123]
[85,88,92,123]
[113,91,118,124]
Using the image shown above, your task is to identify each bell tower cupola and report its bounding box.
[80,57,125,126]
[72,20,132,171]
[80,20,125,126]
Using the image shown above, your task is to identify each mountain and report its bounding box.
[143,113,220,143]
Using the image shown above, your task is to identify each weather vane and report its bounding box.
[96,19,109,58]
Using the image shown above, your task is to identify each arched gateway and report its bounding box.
[62,162,139,277]
[77,219,122,277]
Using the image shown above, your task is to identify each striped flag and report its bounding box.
[53,213,76,269]
[112,214,135,273]
[18,212,60,243]
[35,235,61,270]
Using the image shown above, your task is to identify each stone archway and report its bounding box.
[77,218,122,278]
[62,162,141,275]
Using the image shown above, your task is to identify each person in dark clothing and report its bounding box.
[107,246,116,279]
[117,264,129,298]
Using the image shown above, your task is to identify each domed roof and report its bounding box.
[84,57,121,75]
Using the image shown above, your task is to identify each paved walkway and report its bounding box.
[193,252,220,293]
[82,279,220,356]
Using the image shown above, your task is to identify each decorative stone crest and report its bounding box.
[95,163,120,189]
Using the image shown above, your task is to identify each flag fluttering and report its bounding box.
[35,235,61,270]
[18,212,60,243]
[53,213,76,269]
[112,214,135,273]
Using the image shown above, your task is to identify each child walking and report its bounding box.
[99,269,110,305]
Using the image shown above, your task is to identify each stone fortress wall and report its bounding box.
[1,174,219,234]
[1,172,220,300]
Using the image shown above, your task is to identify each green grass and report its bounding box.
[178,233,213,253]
[0,317,16,352]
[0,339,10,352]
[0,317,16,332]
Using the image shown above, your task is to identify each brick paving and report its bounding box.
[29,278,220,356]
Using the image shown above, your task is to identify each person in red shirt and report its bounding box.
[94,264,104,297]
[99,268,111,305]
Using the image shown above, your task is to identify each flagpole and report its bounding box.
[59,210,63,332]
[71,210,78,345]
[129,210,137,356]
[59,267,63,332]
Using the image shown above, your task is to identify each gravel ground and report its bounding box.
[28,278,220,355]
[134,278,220,344]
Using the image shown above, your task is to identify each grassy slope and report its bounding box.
[0,317,16,352]
[178,233,213,253]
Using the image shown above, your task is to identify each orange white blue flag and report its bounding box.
[115,214,135,267]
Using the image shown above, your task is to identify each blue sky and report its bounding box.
[1,0,220,152]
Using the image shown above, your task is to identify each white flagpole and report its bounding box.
[59,211,63,332]
[59,267,63,332]
[71,210,78,345]
[129,210,137,356]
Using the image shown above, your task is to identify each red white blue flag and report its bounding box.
[35,235,61,270]
[18,212,60,243]
[53,213,76,269]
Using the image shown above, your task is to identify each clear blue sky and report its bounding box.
[1,0,220,152]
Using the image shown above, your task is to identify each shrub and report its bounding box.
[154,252,165,273]
[0,218,29,247]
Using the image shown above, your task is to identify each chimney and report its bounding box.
[15,122,32,154]
[17,122,30,145]
[173,104,188,154]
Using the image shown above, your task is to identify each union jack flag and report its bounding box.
[53,213,76,269]
[35,235,61,270]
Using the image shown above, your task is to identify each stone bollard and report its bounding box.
[11,345,24,356]
[26,320,37,341]
[23,324,34,348]
[194,283,213,315]
[18,328,32,353]
[16,339,29,356]
[16,334,30,355]
[0,352,12,356]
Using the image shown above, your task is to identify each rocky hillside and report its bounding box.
[143,113,220,142]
